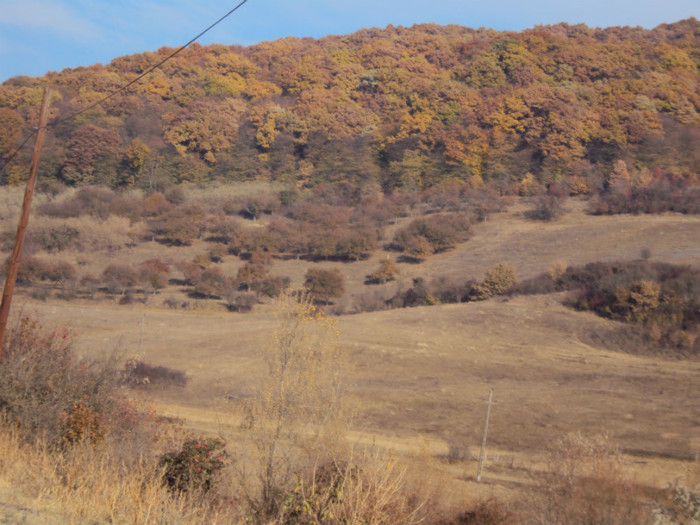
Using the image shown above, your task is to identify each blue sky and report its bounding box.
[1,0,698,82]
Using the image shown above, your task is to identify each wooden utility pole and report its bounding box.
[0,87,52,351]
[476,389,493,482]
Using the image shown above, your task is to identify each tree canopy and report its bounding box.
[1,19,699,194]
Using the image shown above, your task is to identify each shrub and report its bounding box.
[651,481,700,524]
[0,317,124,448]
[148,211,201,246]
[225,290,257,312]
[470,264,518,300]
[138,258,170,295]
[392,277,440,307]
[163,297,181,309]
[304,268,345,304]
[526,192,564,221]
[120,358,188,388]
[366,259,400,284]
[391,213,472,260]
[142,192,172,217]
[257,275,291,298]
[158,437,228,493]
[236,194,280,220]
[207,215,246,249]
[46,260,77,287]
[102,264,138,295]
[589,177,700,215]
[525,432,649,524]
[13,256,51,284]
[352,288,394,313]
[38,186,116,219]
[208,243,227,262]
[193,267,230,298]
[31,224,80,252]
[440,499,512,525]
[177,261,203,286]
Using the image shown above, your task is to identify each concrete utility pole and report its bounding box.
[0,87,52,351]
[476,389,493,482]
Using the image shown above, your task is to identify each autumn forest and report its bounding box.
[1,18,699,197]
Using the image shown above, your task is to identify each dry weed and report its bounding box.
[525,431,650,525]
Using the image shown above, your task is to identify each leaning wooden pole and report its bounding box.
[0,87,52,352]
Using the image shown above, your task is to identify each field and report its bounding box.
[4,191,698,514]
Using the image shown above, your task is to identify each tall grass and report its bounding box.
[0,425,239,524]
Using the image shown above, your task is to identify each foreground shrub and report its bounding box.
[0,425,235,524]
[241,292,347,520]
[0,317,125,448]
[279,452,427,525]
[524,432,649,524]
[159,437,228,493]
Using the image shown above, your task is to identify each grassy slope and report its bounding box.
[6,196,700,501]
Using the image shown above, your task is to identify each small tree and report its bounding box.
[242,292,346,519]
[194,267,230,299]
[102,264,138,296]
[366,259,400,284]
[471,264,518,300]
[139,258,170,295]
[304,268,345,305]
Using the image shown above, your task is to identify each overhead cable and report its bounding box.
[0,0,249,173]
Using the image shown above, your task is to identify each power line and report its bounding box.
[0,132,37,175]
[0,0,249,174]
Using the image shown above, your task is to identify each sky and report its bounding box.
[1,0,698,82]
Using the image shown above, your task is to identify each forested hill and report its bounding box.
[1,18,698,195]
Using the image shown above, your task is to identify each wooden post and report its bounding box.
[476,389,493,482]
[0,87,52,351]
[139,313,145,353]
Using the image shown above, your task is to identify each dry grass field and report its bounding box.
[1,187,699,521]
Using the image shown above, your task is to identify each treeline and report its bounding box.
[5,181,504,260]
[351,259,699,355]
[2,182,505,308]
[515,260,699,354]
[0,19,698,209]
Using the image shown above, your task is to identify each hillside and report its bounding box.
[16,198,698,457]
[1,19,699,197]
[0,17,699,524]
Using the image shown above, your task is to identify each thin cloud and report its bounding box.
[0,0,99,41]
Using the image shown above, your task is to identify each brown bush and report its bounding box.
[366,259,400,285]
[29,224,80,252]
[38,186,116,219]
[193,267,231,298]
[138,258,170,295]
[102,264,138,295]
[120,358,188,388]
[304,268,345,304]
[438,499,512,525]
[392,213,472,259]
[524,432,650,525]
[470,264,518,300]
[0,317,129,448]
[225,290,257,312]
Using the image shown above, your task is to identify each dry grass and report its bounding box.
[1,185,698,519]
[0,425,241,524]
